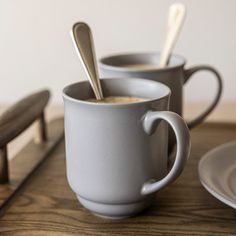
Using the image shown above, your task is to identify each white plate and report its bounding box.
[198,141,236,209]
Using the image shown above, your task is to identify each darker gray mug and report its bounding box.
[63,78,190,219]
[99,52,222,150]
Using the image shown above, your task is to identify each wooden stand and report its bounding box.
[0,147,8,184]
[0,90,64,214]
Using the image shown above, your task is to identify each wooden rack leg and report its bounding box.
[0,146,9,184]
[35,112,47,143]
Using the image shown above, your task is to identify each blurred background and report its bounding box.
[0,0,235,121]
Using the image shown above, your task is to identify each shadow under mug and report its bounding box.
[99,52,223,150]
[63,78,190,219]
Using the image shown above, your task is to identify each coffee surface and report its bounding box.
[121,64,160,70]
[86,96,145,104]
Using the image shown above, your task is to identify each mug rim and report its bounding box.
[99,51,186,72]
[62,77,171,107]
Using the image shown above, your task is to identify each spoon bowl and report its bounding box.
[70,22,103,100]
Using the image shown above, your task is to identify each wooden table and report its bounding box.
[0,122,236,235]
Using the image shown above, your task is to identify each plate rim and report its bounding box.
[198,141,236,209]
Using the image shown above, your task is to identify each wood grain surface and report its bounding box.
[0,122,236,235]
[0,119,64,214]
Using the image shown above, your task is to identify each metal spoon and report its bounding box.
[70,22,103,100]
[159,3,186,68]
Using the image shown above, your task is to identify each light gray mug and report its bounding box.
[63,78,190,219]
[99,52,222,150]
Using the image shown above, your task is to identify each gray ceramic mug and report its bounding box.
[63,78,190,219]
[99,53,222,150]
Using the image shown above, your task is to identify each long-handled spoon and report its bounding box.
[71,22,103,100]
[159,3,186,68]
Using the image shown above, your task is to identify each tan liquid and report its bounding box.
[86,96,145,104]
[122,64,160,70]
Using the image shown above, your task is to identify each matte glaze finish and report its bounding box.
[63,78,190,219]
[99,53,222,150]
[199,141,236,209]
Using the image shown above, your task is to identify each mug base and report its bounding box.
[77,195,153,219]
[92,212,131,220]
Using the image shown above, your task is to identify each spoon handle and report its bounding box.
[71,22,103,100]
[159,3,186,68]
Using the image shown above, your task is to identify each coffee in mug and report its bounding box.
[86,96,145,104]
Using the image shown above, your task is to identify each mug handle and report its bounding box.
[184,65,223,129]
[141,111,190,195]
